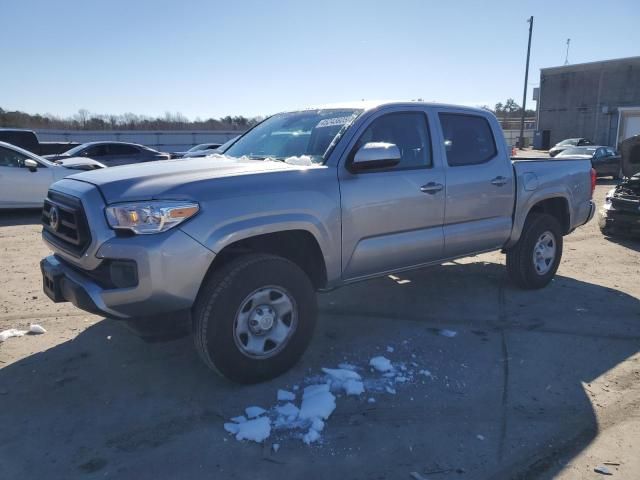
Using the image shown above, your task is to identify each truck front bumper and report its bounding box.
[41,228,216,319]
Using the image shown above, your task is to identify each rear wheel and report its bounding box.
[506,213,563,289]
[192,254,317,383]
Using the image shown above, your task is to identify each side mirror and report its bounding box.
[351,142,401,172]
[24,159,39,172]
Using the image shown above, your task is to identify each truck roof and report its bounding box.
[297,100,490,115]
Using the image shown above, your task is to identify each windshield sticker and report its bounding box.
[315,115,356,129]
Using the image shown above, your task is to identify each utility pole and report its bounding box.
[519,16,533,150]
[564,38,571,65]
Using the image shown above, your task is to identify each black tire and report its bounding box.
[506,213,563,289]
[192,253,317,384]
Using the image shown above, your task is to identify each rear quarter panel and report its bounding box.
[508,158,593,247]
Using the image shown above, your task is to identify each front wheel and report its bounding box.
[192,254,317,384]
[506,213,563,289]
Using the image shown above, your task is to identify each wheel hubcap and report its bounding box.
[532,231,556,275]
[234,286,297,359]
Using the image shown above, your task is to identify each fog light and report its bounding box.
[109,260,138,288]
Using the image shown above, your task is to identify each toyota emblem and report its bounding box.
[49,206,60,230]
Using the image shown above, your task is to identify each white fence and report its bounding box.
[35,130,243,152]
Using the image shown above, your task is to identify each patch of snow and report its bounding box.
[283,155,315,166]
[303,427,321,445]
[337,362,357,371]
[395,376,408,383]
[418,369,432,378]
[439,329,458,337]
[234,417,271,443]
[299,384,336,420]
[29,324,46,334]
[277,389,295,401]
[230,415,247,424]
[367,397,376,404]
[386,346,394,353]
[0,328,27,342]
[343,379,365,396]
[369,356,393,373]
[594,465,611,475]
[292,385,300,391]
[272,443,280,453]
[275,402,299,417]
[224,422,240,435]
[385,386,397,395]
[245,406,267,418]
[476,434,485,441]
[322,368,365,396]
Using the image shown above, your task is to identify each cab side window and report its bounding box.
[438,113,497,166]
[0,146,28,168]
[352,112,432,169]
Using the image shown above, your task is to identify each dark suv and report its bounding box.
[44,142,170,166]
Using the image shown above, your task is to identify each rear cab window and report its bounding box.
[438,113,497,166]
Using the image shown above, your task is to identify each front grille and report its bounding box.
[42,191,91,256]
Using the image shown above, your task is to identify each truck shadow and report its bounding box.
[0,262,638,479]
[602,233,640,252]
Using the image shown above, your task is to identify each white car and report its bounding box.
[0,141,105,209]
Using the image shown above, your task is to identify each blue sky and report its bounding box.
[2,0,638,119]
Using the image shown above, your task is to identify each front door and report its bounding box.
[339,109,445,280]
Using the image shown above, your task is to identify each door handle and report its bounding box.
[491,176,508,186]
[420,182,443,194]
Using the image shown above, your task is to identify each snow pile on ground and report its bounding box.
[29,324,46,334]
[224,416,271,442]
[0,324,46,342]
[222,348,438,446]
[369,355,393,373]
[0,329,27,342]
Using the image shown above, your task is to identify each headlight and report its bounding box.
[105,201,199,234]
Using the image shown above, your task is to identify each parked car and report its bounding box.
[0,128,80,156]
[549,138,594,157]
[44,141,170,166]
[0,141,104,209]
[556,145,622,178]
[599,135,640,237]
[39,101,595,383]
[171,143,223,159]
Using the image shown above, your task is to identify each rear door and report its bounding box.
[0,146,54,207]
[339,107,445,280]
[436,111,515,257]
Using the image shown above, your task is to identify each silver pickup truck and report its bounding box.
[40,101,595,383]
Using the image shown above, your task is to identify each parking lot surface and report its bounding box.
[1,182,639,479]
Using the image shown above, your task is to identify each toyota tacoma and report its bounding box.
[40,102,596,383]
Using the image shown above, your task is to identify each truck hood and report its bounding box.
[68,155,316,202]
[620,135,640,178]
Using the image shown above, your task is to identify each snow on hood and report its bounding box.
[68,154,321,202]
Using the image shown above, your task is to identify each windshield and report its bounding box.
[559,147,595,156]
[557,139,578,146]
[223,109,362,164]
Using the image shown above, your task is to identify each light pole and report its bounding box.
[519,16,534,150]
